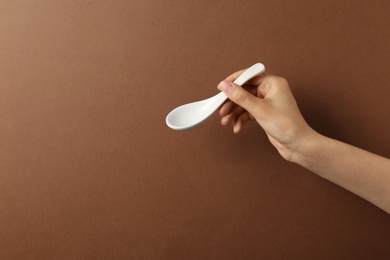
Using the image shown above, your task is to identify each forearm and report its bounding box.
[293,131,390,214]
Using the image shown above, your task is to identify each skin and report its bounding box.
[217,70,390,214]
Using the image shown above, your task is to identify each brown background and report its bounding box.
[1,0,389,259]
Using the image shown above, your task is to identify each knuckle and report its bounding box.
[278,76,287,83]
[267,76,289,92]
[277,76,288,85]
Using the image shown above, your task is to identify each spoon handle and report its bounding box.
[212,63,266,109]
[233,63,265,86]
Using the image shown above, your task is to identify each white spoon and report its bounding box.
[166,63,265,130]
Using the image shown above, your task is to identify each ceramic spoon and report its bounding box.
[166,63,265,130]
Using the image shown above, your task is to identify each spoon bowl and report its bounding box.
[166,63,265,130]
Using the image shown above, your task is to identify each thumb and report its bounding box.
[218,80,259,116]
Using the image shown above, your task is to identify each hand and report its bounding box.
[217,70,316,162]
[217,68,390,214]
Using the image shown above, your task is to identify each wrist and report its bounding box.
[290,129,326,168]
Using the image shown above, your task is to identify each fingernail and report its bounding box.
[218,81,233,93]
[233,124,238,134]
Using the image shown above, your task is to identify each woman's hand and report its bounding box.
[217,70,316,162]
